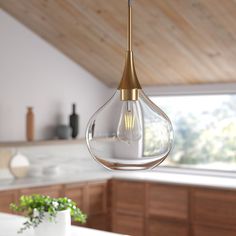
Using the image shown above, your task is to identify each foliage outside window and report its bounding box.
[144,95,236,172]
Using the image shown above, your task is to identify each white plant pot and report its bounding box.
[34,209,71,236]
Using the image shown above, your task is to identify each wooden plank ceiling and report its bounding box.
[1,0,236,87]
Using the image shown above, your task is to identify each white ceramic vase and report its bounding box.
[34,209,71,236]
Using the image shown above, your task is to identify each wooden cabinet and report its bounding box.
[2,177,236,236]
[20,185,62,198]
[147,183,189,221]
[112,213,144,236]
[112,180,145,216]
[192,224,236,236]
[145,183,189,236]
[87,213,109,231]
[64,180,109,231]
[191,188,236,228]
[87,181,108,215]
[0,190,18,213]
[64,183,86,212]
[86,181,109,231]
[147,218,189,236]
[112,180,145,236]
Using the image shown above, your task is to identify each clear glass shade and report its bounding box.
[86,90,174,170]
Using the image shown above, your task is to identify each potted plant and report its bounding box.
[10,194,86,236]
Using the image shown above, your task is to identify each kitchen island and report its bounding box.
[1,171,236,236]
[0,213,124,236]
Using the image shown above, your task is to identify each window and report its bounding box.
[145,94,236,172]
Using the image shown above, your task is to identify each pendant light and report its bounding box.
[86,0,174,170]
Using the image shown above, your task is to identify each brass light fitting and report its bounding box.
[118,0,141,101]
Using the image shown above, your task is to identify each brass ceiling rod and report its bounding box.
[118,0,141,100]
[128,0,132,51]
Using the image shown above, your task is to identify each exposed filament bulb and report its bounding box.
[117,101,142,143]
[125,111,135,130]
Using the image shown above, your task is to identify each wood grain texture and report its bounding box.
[0,190,18,214]
[192,224,236,236]
[112,213,144,236]
[64,183,87,212]
[87,213,109,231]
[1,0,236,86]
[191,188,236,228]
[64,181,109,230]
[112,180,145,216]
[0,138,85,148]
[87,180,108,215]
[147,183,189,221]
[147,218,189,236]
[20,185,63,198]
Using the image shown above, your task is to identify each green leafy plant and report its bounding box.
[10,194,87,233]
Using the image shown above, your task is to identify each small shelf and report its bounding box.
[0,138,85,148]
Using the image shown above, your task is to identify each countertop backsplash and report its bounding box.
[0,142,103,180]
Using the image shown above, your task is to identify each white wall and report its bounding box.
[0,9,112,141]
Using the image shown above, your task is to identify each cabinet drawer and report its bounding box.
[20,185,62,198]
[0,190,18,213]
[148,183,189,220]
[192,188,236,227]
[113,180,145,216]
[112,213,144,236]
[147,218,189,236]
[193,224,236,236]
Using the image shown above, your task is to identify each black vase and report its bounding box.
[69,103,79,139]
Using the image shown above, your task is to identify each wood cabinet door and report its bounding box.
[112,213,144,236]
[0,190,18,213]
[87,181,108,215]
[112,180,145,216]
[191,188,236,227]
[147,183,189,221]
[193,224,236,236]
[64,183,86,212]
[147,218,189,236]
[87,213,109,231]
[20,185,62,198]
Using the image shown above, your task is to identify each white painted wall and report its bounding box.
[0,10,112,141]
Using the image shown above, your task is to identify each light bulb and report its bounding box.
[117,101,142,143]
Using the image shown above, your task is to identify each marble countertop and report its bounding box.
[0,213,123,236]
[0,171,112,191]
[1,169,236,191]
[113,171,236,190]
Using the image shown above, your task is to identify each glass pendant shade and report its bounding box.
[86,0,174,170]
[86,90,174,170]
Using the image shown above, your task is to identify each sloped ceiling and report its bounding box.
[1,0,236,87]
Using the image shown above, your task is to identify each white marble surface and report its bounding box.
[0,170,112,191]
[0,142,105,181]
[0,213,124,236]
[113,171,236,190]
[1,169,236,191]
[1,137,236,191]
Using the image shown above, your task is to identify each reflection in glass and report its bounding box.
[86,90,174,170]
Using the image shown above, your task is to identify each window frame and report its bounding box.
[144,82,236,178]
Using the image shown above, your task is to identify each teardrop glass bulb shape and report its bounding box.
[86,90,174,170]
[117,101,142,143]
